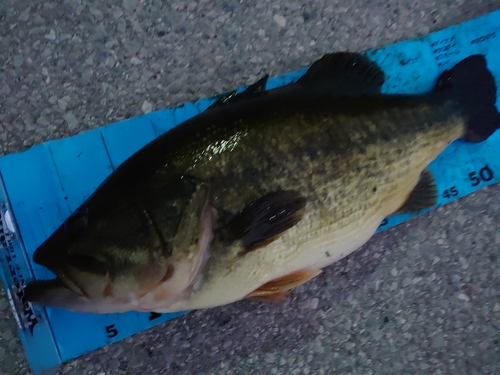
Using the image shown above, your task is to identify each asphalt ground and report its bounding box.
[1,1,499,374]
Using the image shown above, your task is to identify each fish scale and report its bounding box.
[164,97,470,312]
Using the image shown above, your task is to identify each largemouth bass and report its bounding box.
[25,53,500,313]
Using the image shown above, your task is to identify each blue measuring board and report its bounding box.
[0,10,499,375]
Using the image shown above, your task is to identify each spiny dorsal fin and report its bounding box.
[396,169,438,214]
[297,52,385,95]
[208,74,269,109]
[208,90,238,108]
[221,190,306,252]
[246,269,321,300]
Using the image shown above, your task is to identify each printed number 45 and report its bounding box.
[442,186,458,199]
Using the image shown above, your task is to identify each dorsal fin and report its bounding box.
[208,74,269,109]
[297,52,385,95]
[207,53,384,109]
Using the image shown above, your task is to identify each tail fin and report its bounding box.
[434,55,500,142]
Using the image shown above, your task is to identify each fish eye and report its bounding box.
[65,210,89,236]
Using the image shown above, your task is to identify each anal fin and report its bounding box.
[221,190,306,252]
[396,169,438,214]
[246,269,321,300]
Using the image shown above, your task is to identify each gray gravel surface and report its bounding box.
[1,0,500,374]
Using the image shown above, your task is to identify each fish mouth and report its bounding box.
[24,277,89,307]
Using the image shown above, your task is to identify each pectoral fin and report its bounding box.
[396,169,438,214]
[246,269,321,300]
[221,190,306,252]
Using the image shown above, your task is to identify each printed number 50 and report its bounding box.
[469,165,494,186]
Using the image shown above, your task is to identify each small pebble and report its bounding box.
[458,293,470,302]
[13,55,24,68]
[402,278,412,287]
[122,0,136,12]
[58,99,68,110]
[63,113,79,129]
[273,14,286,28]
[265,353,275,363]
[44,29,56,40]
[479,341,489,350]
[112,8,124,19]
[2,329,14,340]
[371,329,383,340]
[128,355,144,369]
[310,298,319,309]
[89,7,104,21]
[344,319,352,331]
[141,100,153,114]
[18,11,30,22]
[0,84,11,96]
[431,333,445,348]
[458,256,469,270]
[109,345,123,359]
[345,342,356,350]
[130,57,142,65]
[107,358,120,371]
[419,363,429,370]
[75,5,85,15]
[117,20,127,33]
[412,277,422,284]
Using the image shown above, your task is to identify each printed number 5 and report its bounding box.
[469,171,480,186]
[106,324,118,338]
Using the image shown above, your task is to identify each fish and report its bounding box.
[24,52,500,314]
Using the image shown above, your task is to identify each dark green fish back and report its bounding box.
[176,95,462,214]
